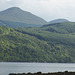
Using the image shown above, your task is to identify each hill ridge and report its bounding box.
[0,7,47,27]
[49,19,69,23]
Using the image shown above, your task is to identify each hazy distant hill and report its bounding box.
[0,20,43,28]
[0,7,47,27]
[49,19,69,23]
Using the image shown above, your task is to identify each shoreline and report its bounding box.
[9,71,75,75]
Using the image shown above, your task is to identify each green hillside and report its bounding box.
[1,22,75,62]
[42,22,75,33]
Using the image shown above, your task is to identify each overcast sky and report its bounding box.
[0,0,75,22]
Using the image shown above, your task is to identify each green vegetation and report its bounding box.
[1,22,75,62]
[42,22,75,33]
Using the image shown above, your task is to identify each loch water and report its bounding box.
[0,62,75,75]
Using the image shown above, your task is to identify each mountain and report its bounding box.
[1,22,75,62]
[0,20,43,28]
[49,19,69,23]
[0,7,47,27]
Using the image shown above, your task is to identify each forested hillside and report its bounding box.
[1,22,75,62]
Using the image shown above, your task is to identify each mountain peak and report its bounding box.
[9,7,21,9]
[1,7,25,13]
[0,7,47,25]
[7,7,22,11]
[49,19,69,24]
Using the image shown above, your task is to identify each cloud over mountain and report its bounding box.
[0,0,75,21]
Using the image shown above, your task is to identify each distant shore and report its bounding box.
[9,71,75,75]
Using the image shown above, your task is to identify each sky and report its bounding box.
[0,0,75,22]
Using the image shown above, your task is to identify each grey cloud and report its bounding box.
[0,0,75,22]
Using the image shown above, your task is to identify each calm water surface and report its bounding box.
[0,62,75,75]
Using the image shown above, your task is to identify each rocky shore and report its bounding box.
[9,71,75,75]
